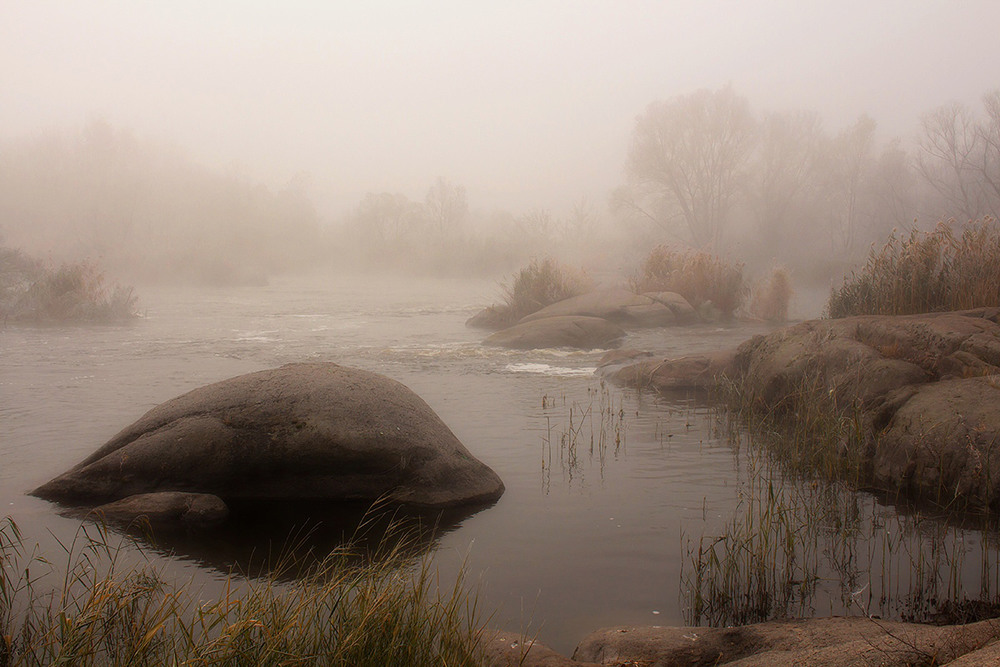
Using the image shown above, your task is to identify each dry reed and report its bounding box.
[630,245,747,317]
[827,218,1000,318]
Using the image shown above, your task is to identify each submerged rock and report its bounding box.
[483,315,625,350]
[33,362,504,511]
[93,492,229,528]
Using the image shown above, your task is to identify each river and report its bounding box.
[2,273,997,655]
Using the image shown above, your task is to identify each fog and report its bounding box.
[2,1,1000,284]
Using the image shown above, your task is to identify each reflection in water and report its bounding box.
[83,499,496,580]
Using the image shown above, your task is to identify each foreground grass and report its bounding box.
[827,217,1000,318]
[0,517,489,667]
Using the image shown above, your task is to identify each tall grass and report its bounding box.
[0,516,489,666]
[747,266,793,322]
[630,245,747,317]
[682,407,1000,628]
[827,217,1000,318]
[498,257,590,323]
[539,384,628,492]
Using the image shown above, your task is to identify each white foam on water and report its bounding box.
[504,362,596,377]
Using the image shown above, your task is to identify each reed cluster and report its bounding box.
[747,266,793,322]
[0,251,138,324]
[540,384,628,492]
[0,517,488,667]
[827,218,1000,318]
[630,245,747,317]
[682,382,1000,628]
[498,257,590,324]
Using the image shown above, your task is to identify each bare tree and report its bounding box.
[978,89,1000,218]
[748,111,822,252]
[917,102,987,221]
[817,115,877,253]
[424,177,468,237]
[625,85,756,252]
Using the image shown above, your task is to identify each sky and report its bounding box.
[3,0,1000,218]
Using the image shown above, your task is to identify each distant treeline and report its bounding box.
[1,85,997,287]
[0,120,324,286]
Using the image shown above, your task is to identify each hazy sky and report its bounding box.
[3,1,1000,218]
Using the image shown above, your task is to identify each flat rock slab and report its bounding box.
[519,288,695,328]
[484,315,625,350]
[487,617,1000,666]
[33,362,504,510]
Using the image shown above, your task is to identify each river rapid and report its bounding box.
[2,274,998,655]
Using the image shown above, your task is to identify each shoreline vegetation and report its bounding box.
[0,246,139,324]
[0,516,488,667]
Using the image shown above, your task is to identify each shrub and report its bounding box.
[1,254,138,323]
[748,266,793,322]
[499,257,590,323]
[630,245,747,317]
[826,218,1000,318]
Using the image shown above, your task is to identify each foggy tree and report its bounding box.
[625,85,756,251]
[748,111,822,253]
[978,89,1000,218]
[354,192,419,244]
[870,139,917,233]
[424,177,469,236]
[917,102,988,221]
[817,114,877,253]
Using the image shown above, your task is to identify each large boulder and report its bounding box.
[731,308,1000,508]
[606,308,1000,509]
[483,315,625,350]
[33,363,504,510]
[519,288,696,328]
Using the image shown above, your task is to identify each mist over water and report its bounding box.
[3,1,1000,658]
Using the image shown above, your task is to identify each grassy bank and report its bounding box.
[0,517,488,666]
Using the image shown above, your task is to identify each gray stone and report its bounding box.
[33,363,504,509]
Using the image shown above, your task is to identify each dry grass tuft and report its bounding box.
[827,218,1000,318]
[748,267,793,322]
[499,257,590,323]
[1,250,138,324]
[630,245,747,317]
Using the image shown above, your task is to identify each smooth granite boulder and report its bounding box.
[33,362,504,510]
